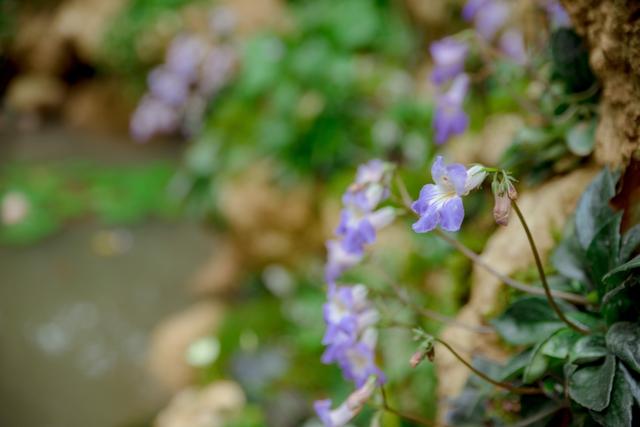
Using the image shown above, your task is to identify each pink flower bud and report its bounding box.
[493,192,512,226]
[507,182,518,200]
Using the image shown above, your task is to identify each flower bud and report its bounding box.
[409,345,435,368]
[507,182,518,200]
[493,192,512,226]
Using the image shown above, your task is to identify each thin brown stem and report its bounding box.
[434,229,590,306]
[511,201,590,335]
[434,338,542,395]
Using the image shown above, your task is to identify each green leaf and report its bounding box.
[499,349,533,381]
[570,335,608,365]
[590,362,633,427]
[566,120,596,156]
[620,224,640,263]
[603,255,640,284]
[575,169,617,250]
[568,354,616,411]
[523,328,577,384]
[606,322,640,373]
[541,327,580,359]
[552,224,590,284]
[619,363,640,407]
[586,213,622,288]
[492,297,568,346]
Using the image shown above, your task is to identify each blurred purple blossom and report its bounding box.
[433,74,470,145]
[411,156,486,233]
[314,377,376,427]
[130,96,179,142]
[545,0,571,28]
[165,35,206,82]
[430,37,469,85]
[464,0,509,41]
[148,66,190,107]
[200,46,237,97]
[499,29,527,65]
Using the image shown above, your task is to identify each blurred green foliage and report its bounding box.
[0,161,179,245]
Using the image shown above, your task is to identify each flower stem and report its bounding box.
[433,338,542,395]
[434,229,590,306]
[511,201,590,335]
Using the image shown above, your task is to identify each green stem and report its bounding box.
[434,338,542,395]
[511,201,590,335]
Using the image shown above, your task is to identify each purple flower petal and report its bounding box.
[445,164,468,195]
[439,197,464,231]
[412,204,440,233]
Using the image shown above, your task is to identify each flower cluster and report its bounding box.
[325,160,395,284]
[130,8,238,142]
[315,160,395,427]
[412,156,486,233]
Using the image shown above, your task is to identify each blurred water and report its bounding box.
[0,126,215,427]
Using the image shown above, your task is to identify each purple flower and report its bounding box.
[314,378,376,427]
[499,29,527,65]
[476,1,509,40]
[337,329,384,387]
[325,240,364,283]
[130,96,179,142]
[411,156,486,233]
[337,206,395,253]
[465,0,509,41]
[462,0,490,21]
[148,66,190,107]
[200,46,237,97]
[546,1,571,28]
[430,37,469,85]
[165,35,206,82]
[433,74,470,144]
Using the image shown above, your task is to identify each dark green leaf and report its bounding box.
[586,213,622,288]
[620,224,640,263]
[570,335,607,365]
[603,255,640,284]
[499,349,533,381]
[590,362,633,427]
[575,169,617,250]
[619,363,640,406]
[492,297,568,346]
[524,339,551,384]
[552,225,590,284]
[606,322,640,373]
[541,328,580,359]
[568,354,615,411]
[566,120,596,156]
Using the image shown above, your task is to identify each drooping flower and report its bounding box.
[430,37,469,85]
[411,156,486,233]
[314,377,376,427]
[433,74,470,145]
[499,29,527,65]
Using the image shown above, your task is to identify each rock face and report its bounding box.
[560,0,640,167]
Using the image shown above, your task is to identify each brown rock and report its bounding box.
[155,381,245,427]
[148,301,225,391]
[5,74,66,115]
[62,79,135,134]
[560,0,640,168]
[190,239,243,296]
